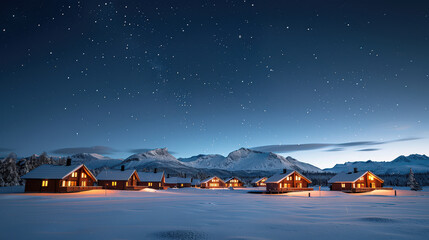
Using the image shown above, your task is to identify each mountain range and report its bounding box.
[1,148,429,186]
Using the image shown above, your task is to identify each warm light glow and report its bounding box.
[81,172,87,178]
[62,181,66,187]
[359,177,364,181]
[81,181,86,186]
[341,183,345,188]
[112,181,117,186]
[369,175,374,180]
[42,180,48,187]
[126,182,129,186]
[296,176,301,181]
[72,172,78,178]
[209,183,219,187]
[148,182,152,187]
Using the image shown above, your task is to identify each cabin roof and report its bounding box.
[200,176,225,184]
[265,170,312,183]
[21,164,96,181]
[138,172,164,182]
[251,177,267,184]
[97,169,138,181]
[165,177,192,184]
[191,179,200,185]
[224,177,243,183]
[328,171,383,183]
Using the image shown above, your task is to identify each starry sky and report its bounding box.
[1,1,428,169]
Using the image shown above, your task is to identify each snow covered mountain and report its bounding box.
[179,148,323,172]
[323,154,429,174]
[69,153,122,169]
[120,148,192,171]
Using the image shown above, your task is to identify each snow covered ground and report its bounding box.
[0,187,428,240]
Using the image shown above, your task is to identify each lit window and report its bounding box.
[72,172,78,178]
[81,172,87,178]
[159,183,161,187]
[369,176,374,180]
[209,183,219,187]
[62,181,66,187]
[341,183,345,188]
[126,182,129,187]
[81,181,86,186]
[148,182,152,187]
[112,181,117,186]
[181,184,183,187]
[42,180,48,187]
[359,177,364,181]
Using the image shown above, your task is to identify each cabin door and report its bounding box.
[371,183,376,188]
[297,183,302,188]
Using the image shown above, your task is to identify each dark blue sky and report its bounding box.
[1,1,428,168]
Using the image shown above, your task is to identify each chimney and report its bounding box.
[283,169,287,174]
[167,174,170,178]
[354,168,358,173]
[66,157,71,166]
[121,165,125,171]
[154,168,157,173]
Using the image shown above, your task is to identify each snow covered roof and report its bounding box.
[266,171,311,183]
[224,177,243,183]
[138,172,164,182]
[165,177,192,184]
[97,170,138,181]
[21,164,97,180]
[328,171,383,183]
[200,176,225,184]
[191,179,200,185]
[251,177,267,184]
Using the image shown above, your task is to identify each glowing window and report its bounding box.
[359,177,364,181]
[369,176,374,180]
[42,180,48,187]
[181,184,184,187]
[81,181,86,186]
[148,182,152,187]
[341,183,345,188]
[158,183,161,187]
[71,172,78,178]
[62,181,66,187]
[112,181,117,186]
[126,182,129,186]
[209,183,219,187]
[296,176,301,181]
[81,172,87,178]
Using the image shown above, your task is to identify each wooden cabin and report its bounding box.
[164,176,192,188]
[21,162,100,193]
[97,167,141,190]
[328,168,385,192]
[265,170,313,193]
[225,177,244,188]
[251,177,267,187]
[200,176,226,189]
[191,179,200,187]
[138,170,165,189]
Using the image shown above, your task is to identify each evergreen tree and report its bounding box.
[407,168,422,191]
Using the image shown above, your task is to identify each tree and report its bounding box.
[407,168,422,191]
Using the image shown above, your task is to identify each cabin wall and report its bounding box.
[330,172,384,191]
[266,172,310,192]
[98,180,128,190]
[201,178,225,188]
[226,179,244,187]
[138,181,164,189]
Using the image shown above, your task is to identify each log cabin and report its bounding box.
[265,170,313,193]
[97,166,141,190]
[251,177,267,187]
[328,168,385,192]
[225,177,244,188]
[200,176,226,188]
[164,176,192,188]
[138,169,165,189]
[21,161,100,193]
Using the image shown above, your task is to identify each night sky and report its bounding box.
[1,1,428,168]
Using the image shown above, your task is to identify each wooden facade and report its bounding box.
[200,176,226,189]
[266,171,313,193]
[23,164,99,193]
[251,177,267,187]
[329,171,384,192]
[98,170,140,190]
[138,172,165,189]
[225,177,244,188]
